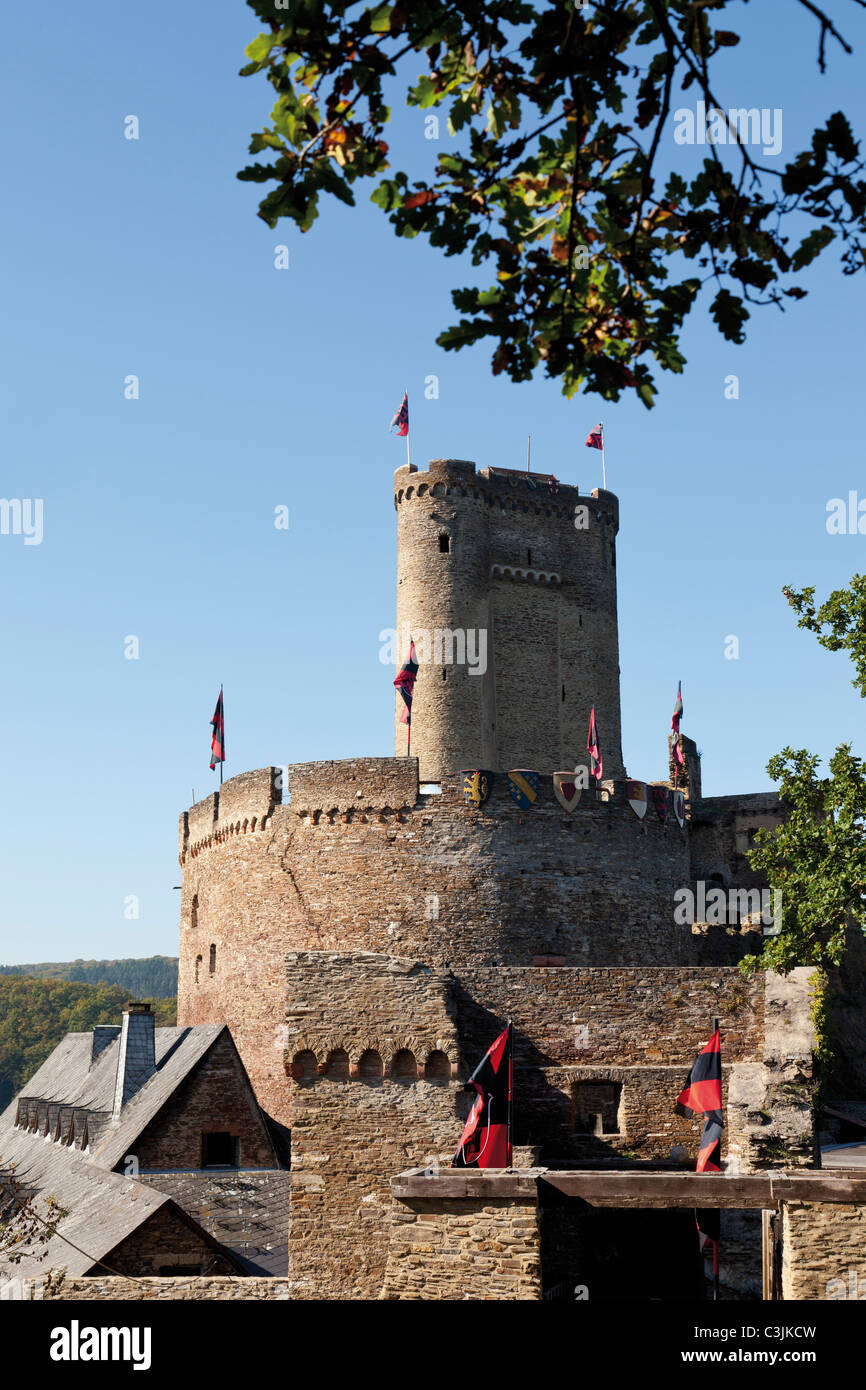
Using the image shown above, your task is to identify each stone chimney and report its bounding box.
[90,1024,121,1066]
[111,1002,156,1119]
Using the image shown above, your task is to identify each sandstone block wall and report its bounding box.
[781,1201,866,1299]
[178,759,715,1132]
[381,1196,542,1300]
[45,1277,295,1301]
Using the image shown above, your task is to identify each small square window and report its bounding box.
[202,1131,239,1167]
[438,533,450,553]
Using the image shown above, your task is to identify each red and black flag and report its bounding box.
[671,679,684,767]
[451,1022,513,1169]
[676,1028,722,1123]
[209,687,225,771]
[587,707,603,782]
[393,640,419,726]
[677,1028,724,1281]
[585,422,604,451]
[390,391,409,437]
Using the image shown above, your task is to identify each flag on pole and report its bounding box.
[390,392,409,437]
[671,680,685,767]
[393,640,419,726]
[587,707,603,782]
[676,1028,722,1124]
[585,423,604,451]
[676,1028,724,1280]
[451,1022,513,1169]
[209,688,225,771]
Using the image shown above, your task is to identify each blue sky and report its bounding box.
[0,1,863,963]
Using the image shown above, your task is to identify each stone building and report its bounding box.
[0,1002,288,1281]
[175,459,831,1300]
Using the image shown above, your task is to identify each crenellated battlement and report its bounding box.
[179,767,280,863]
[394,458,619,528]
[181,758,699,846]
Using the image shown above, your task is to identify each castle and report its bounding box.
[174,458,834,1300]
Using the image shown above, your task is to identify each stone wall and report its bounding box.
[393,458,624,782]
[780,1201,866,1299]
[131,1031,277,1171]
[382,1195,542,1300]
[279,952,805,1295]
[284,951,463,1300]
[44,1277,294,1300]
[177,759,717,1132]
[103,1204,237,1276]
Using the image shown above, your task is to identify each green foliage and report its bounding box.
[238,0,866,406]
[0,977,176,1109]
[0,956,178,999]
[783,575,866,697]
[808,969,836,1107]
[740,744,866,975]
[740,573,866,976]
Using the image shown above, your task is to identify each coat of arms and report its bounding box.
[552,772,582,813]
[652,785,669,823]
[626,779,647,819]
[673,789,686,828]
[507,770,540,810]
[461,769,493,807]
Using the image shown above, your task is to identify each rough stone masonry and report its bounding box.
[177,459,818,1299]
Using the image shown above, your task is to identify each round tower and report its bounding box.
[394,458,625,782]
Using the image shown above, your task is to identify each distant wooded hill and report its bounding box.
[0,955,178,998]
[0,968,178,1109]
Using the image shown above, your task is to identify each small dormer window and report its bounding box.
[439,533,450,553]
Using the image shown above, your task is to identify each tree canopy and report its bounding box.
[743,576,866,974]
[238,0,866,406]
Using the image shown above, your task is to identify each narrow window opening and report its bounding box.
[527,548,532,565]
[194,954,202,984]
[439,533,450,553]
[442,668,447,681]
[573,1082,622,1135]
[190,893,198,931]
[562,685,566,702]
[209,943,216,975]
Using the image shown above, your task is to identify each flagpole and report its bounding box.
[405,389,411,470]
[507,1019,513,1171]
[219,684,223,785]
[526,435,531,473]
[601,423,607,491]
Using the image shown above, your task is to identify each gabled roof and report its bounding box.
[2,1024,226,1172]
[0,1121,171,1276]
[0,1024,244,1278]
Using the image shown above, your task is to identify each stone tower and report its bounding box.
[176,453,809,1301]
[393,458,625,782]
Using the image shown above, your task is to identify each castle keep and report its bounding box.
[176,457,822,1300]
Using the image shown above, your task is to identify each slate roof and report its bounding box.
[0,1123,171,1277]
[0,1024,242,1278]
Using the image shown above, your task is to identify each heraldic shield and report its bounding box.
[507,770,540,809]
[461,769,493,807]
[673,789,686,828]
[553,772,582,812]
[626,779,647,819]
[652,785,669,822]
